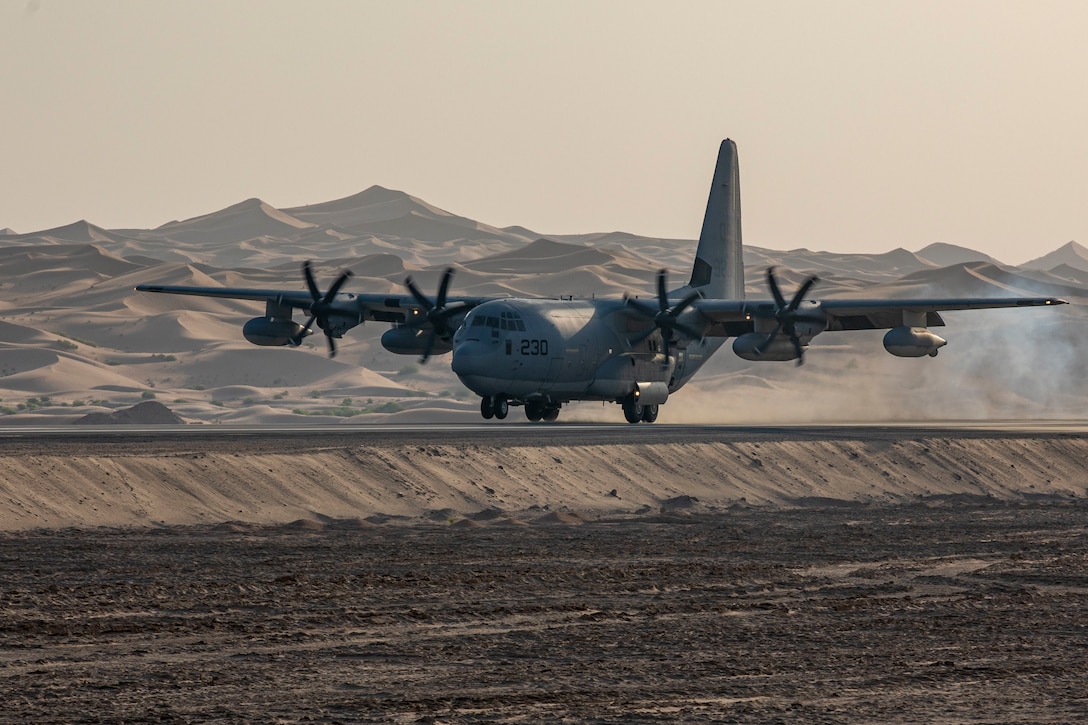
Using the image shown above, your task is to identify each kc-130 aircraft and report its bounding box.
[136,140,1065,423]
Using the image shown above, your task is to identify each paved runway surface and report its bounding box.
[1,420,1086,456]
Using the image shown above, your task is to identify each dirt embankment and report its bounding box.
[0,435,1085,531]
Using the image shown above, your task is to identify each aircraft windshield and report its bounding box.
[470,310,525,331]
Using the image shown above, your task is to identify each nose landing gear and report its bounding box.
[480,394,509,420]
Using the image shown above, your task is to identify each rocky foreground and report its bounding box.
[1,503,1086,722]
[2,428,1086,721]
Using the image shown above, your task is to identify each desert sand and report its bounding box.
[0,428,1086,531]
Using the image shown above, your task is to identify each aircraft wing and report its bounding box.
[133,284,489,325]
[134,284,314,304]
[816,297,1066,330]
[693,295,1067,335]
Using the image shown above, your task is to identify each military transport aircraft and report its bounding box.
[136,140,1066,423]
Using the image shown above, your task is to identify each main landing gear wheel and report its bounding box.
[525,400,545,422]
[641,404,659,423]
[542,406,560,422]
[622,395,644,424]
[480,395,495,420]
[493,395,509,420]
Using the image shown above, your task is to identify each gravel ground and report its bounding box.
[2,502,1087,723]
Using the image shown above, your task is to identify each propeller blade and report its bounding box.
[430,298,470,322]
[419,331,437,364]
[790,335,805,366]
[296,262,356,357]
[436,268,453,308]
[656,269,669,311]
[755,324,782,355]
[404,276,433,311]
[787,275,819,312]
[674,322,703,340]
[323,270,354,303]
[627,271,704,360]
[404,268,464,363]
[302,261,322,302]
[669,290,702,317]
[625,297,658,317]
[767,267,787,309]
[757,267,822,363]
[292,314,317,346]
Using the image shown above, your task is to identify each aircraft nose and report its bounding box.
[451,339,495,378]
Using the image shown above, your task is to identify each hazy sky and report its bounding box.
[3,0,1086,263]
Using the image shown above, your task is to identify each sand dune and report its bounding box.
[1022,239,1088,272]
[0,349,148,395]
[916,241,1004,267]
[154,198,315,243]
[0,186,1082,425]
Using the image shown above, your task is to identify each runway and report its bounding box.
[1,420,1086,456]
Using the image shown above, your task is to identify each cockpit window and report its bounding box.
[468,308,524,333]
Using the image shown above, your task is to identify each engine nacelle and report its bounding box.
[883,326,947,357]
[381,326,453,356]
[732,332,804,361]
[631,381,669,406]
[242,317,306,347]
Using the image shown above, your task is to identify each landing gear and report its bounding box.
[480,394,509,420]
[525,400,561,422]
[484,395,559,422]
[622,395,644,424]
[525,400,545,422]
[621,395,660,424]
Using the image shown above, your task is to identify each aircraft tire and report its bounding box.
[525,400,545,422]
[480,396,495,420]
[494,396,509,420]
[641,404,659,423]
[542,405,560,422]
[622,396,644,424]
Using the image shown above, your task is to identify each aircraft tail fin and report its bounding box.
[689,139,744,300]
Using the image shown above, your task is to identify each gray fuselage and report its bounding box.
[450,297,724,404]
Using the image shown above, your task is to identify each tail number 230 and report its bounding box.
[520,339,549,356]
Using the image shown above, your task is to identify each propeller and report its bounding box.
[756,267,823,366]
[292,260,354,358]
[404,267,470,363]
[626,269,703,363]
